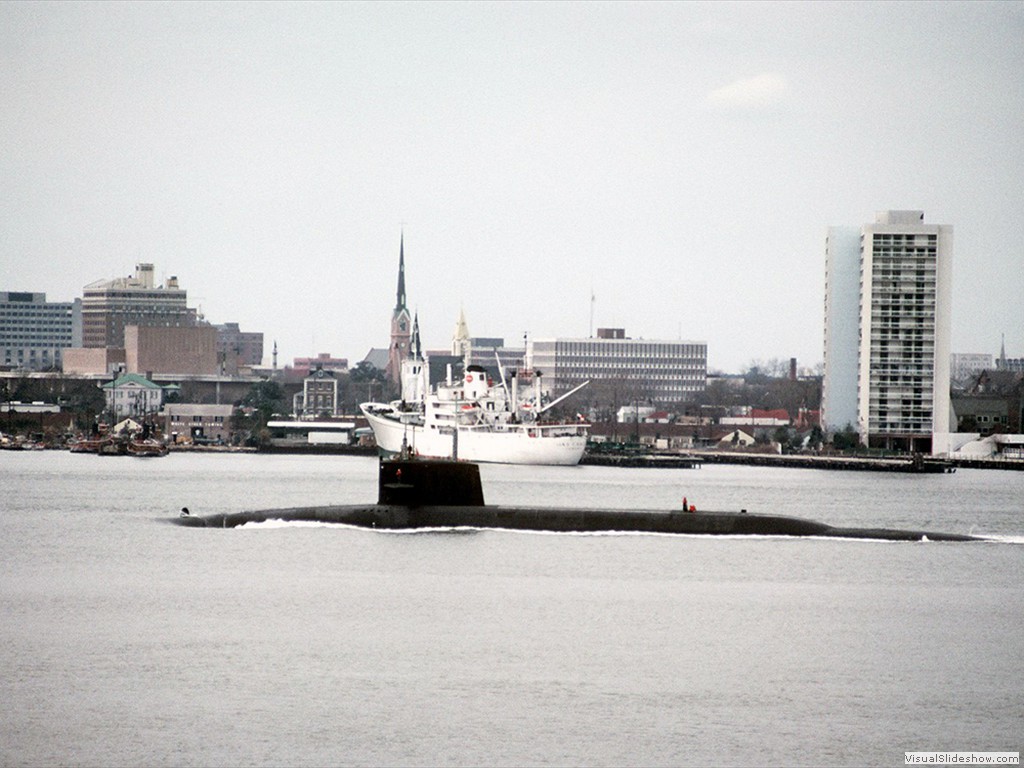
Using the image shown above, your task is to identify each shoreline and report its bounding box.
[585,449,1024,472]
[19,441,1024,471]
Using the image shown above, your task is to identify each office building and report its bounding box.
[82,263,197,349]
[215,323,264,372]
[63,347,126,376]
[527,329,707,405]
[950,353,994,385]
[164,403,235,444]
[823,211,953,453]
[291,353,348,378]
[467,340,526,379]
[0,291,82,371]
[449,309,524,378]
[125,325,219,376]
[102,373,165,419]
[293,366,341,418]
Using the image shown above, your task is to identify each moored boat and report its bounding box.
[361,364,590,466]
[69,436,111,453]
[128,439,170,457]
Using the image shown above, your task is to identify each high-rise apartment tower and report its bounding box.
[823,211,953,454]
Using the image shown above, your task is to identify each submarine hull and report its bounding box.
[171,458,979,541]
[173,503,978,541]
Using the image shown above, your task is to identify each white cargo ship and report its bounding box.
[360,364,589,466]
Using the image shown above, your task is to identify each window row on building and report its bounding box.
[527,333,708,405]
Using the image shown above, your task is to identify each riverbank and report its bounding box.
[581,453,703,469]
[693,451,957,473]
[166,443,1023,472]
[585,449,1024,473]
[168,443,377,456]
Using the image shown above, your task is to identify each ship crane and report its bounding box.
[538,380,590,415]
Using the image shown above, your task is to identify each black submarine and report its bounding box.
[173,458,980,542]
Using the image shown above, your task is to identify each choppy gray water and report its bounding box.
[2,452,1022,767]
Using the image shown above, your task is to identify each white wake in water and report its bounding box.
[978,534,1024,544]
[237,519,358,530]
[233,518,1024,542]
[232,520,1024,542]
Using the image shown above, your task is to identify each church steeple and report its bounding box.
[386,234,413,385]
[411,311,422,360]
[395,232,407,312]
[452,306,470,357]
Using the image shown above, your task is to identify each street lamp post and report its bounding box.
[4,381,12,435]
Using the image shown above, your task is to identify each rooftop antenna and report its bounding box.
[589,288,595,338]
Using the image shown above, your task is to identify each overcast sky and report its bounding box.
[2,1,1021,373]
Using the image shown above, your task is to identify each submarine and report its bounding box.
[173,458,980,542]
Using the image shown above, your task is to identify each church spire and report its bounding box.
[395,232,407,312]
[452,306,470,357]
[387,233,413,385]
[411,311,422,360]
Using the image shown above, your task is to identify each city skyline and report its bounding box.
[2,2,1022,373]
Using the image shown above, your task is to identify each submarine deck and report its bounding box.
[174,503,979,541]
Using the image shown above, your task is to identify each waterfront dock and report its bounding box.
[583,449,962,473]
[693,451,957,473]
[581,453,702,469]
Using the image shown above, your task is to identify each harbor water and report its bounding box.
[1,451,1022,767]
